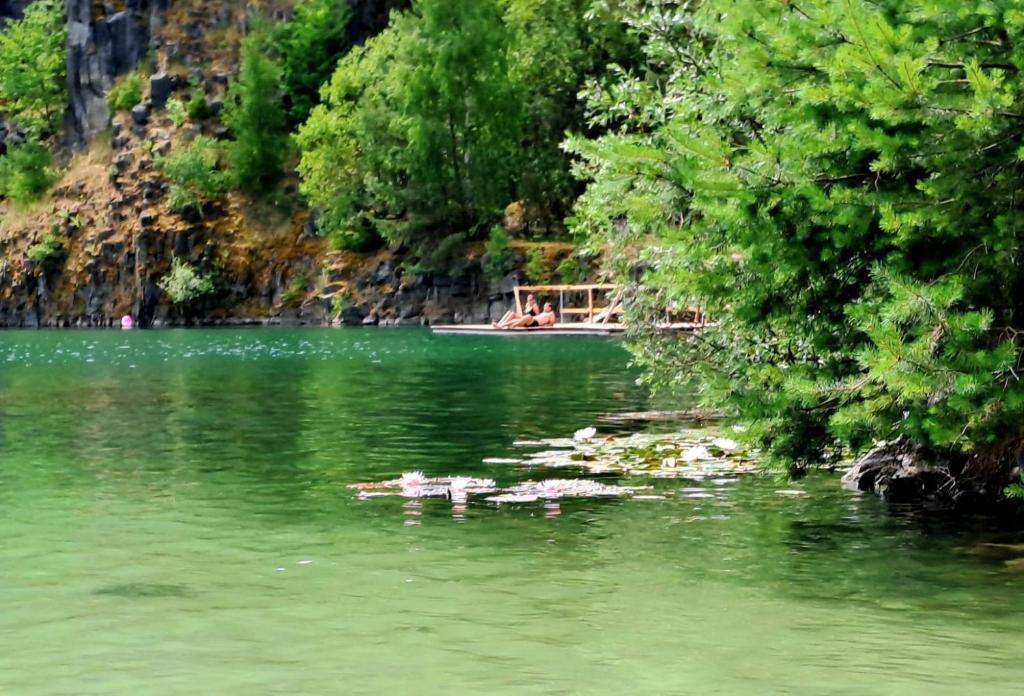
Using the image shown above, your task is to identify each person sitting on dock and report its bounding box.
[493,294,539,329]
[501,302,557,330]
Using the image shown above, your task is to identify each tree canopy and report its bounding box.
[571,0,1024,472]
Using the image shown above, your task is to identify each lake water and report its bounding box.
[1,329,1022,694]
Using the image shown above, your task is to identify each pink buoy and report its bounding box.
[120,315,135,329]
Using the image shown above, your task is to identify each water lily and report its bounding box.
[449,476,471,492]
[680,445,712,462]
[712,437,739,451]
[538,479,562,498]
[400,471,427,487]
[573,426,597,442]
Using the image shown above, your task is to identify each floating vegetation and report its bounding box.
[348,475,498,500]
[485,478,644,504]
[507,429,758,480]
[349,427,760,511]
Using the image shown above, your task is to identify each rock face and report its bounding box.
[65,0,168,146]
[841,439,1017,508]
[0,0,32,23]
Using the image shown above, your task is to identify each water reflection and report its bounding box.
[1,329,1023,695]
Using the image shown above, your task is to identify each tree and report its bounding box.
[275,0,353,126]
[223,22,288,193]
[0,0,66,138]
[571,0,1024,480]
[297,0,525,249]
[0,0,65,203]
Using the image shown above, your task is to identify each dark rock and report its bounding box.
[302,209,321,239]
[131,103,149,126]
[340,305,366,326]
[373,262,395,285]
[66,2,164,146]
[207,97,223,116]
[213,126,231,141]
[113,153,132,173]
[842,439,953,504]
[149,73,172,108]
[499,270,527,294]
[139,210,157,227]
[361,313,379,326]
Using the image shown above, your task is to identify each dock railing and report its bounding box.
[513,284,623,324]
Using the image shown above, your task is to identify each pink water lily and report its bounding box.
[538,480,562,499]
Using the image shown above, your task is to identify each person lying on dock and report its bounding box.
[493,294,539,329]
[500,302,557,330]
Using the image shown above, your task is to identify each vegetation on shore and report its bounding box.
[570,1,1024,492]
[2,0,1023,493]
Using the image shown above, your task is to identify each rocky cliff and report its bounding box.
[65,0,168,146]
[3,0,565,327]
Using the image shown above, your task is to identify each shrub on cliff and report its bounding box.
[0,141,56,205]
[159,259,214,304]
[156,136,228,214]
[570,0,1024,478]
[223,24,289,194]
[107,73,142,114]
[482,226,513,284]
[26,228,64,264]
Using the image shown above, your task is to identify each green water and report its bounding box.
[1,329,1022,695]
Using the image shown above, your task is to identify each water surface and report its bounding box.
[1,329,1021,694]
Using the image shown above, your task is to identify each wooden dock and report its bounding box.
[430,283,707,337]
[432,322,625,336]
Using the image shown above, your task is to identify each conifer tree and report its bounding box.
[571,0,1024,478]
[223,23,288,193]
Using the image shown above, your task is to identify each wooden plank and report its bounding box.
[513,284,618,292]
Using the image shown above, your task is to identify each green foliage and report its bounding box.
[409,232,469,276]
[223,22,289,193]
[482,225,513,283]
[281,272,309,306]
[107,73,142,114]
[156,136,227,213]
[0,0,66,137]
[571,0,1024,470]
[159,258,214,304]
[166,97,188,127]
[557,253,586,284]
[297,0,526,247]
[26,228,64,264]
[330,291,347,318]
[186,83,210,121]
[0,141,55,205]
[526,247,552,284]
[274,0,352,126]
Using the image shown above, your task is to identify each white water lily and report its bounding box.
[712,437,739,451]
[400,471,427,487]
[573,426,597,442]
[680,445,712,462]
[449,476,471,491]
